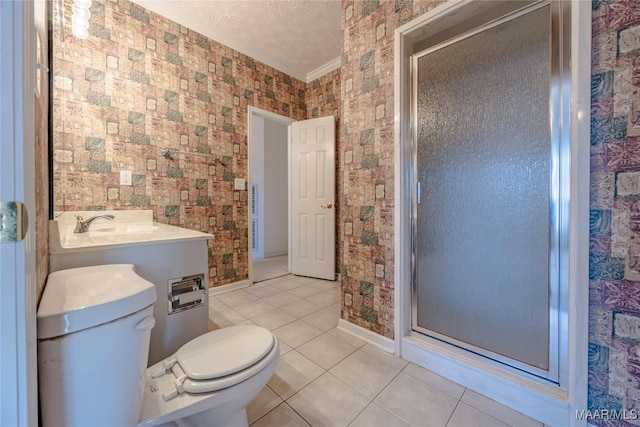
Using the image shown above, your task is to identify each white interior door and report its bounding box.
[290,116,335,280]
[0,1,38,425]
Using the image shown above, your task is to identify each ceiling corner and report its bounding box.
[306,57,342,84]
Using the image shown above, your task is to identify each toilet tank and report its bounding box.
[37,264,157,427]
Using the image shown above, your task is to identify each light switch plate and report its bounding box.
[120,170,132,186]
[234,178,246,190]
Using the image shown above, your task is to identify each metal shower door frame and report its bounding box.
[409,0,566,383]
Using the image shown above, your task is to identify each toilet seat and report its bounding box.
[138,334,280,427]
[177,325,275,380]
[156,325,275,400]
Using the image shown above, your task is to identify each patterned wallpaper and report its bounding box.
[589,0,640,421]
[306,69,341,120]
[306,69,342,276]
[339,0,443,337]
[35,0,49,301]
[51,0,308,287]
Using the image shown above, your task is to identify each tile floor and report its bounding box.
[208,275,543,427]
[252,255,289,282]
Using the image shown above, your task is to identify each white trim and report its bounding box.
[393,0,415,360]
[337,319,395,353]
[393,0,590,425]
[209,279,251,296]
[247,106,295,287]
[568,0,592,420]
[402,336,570,426]
[287,124,292,275]
[0,1,38,425]
[306,57,341,83]
[248,105,298,127]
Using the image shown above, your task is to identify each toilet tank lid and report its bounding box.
[37,264,157,339]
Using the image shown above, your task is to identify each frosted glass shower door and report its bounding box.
[413,6,554,377]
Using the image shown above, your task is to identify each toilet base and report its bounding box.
[156,408,248,427]
[138,338,279,427]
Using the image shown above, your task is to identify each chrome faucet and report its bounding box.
[73,214,115,233]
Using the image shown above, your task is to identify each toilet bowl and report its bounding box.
[139,325,279,427]
[37,264,279,427]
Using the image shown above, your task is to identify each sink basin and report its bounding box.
[50,210,213,253]
[91,225,158,234]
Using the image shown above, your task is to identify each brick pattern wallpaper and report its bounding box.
[52,0,307,287]
[339,0,443,338]
[589,0,640,421]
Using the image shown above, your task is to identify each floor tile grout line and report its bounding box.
[248,400,285,427]
[214,276,354,426]
[276,329,324,351]
[444,397,463,427]
[277,370,326,426]
[454,390,521,427]
[296,338,357,372]
[356,345,410,372]
[223,277,536,427]
[343,367,406,427]
[285,370,370,427]
[220,291,335,316]
[211,307,336,333]
[282,400,312,427]
[399,364,468,401]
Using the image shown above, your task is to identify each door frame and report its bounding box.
[411,3,558,382]
[0,0,39,425]
[393,0,590,425]
[246,106,295,284]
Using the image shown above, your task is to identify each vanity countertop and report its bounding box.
[50,210,213,254]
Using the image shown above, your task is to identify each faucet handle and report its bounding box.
[75,215,84,221]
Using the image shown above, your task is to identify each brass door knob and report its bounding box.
[321,203,333,209]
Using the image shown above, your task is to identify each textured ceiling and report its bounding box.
[130,0,342,82]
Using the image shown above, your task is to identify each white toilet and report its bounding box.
[37,264,279,427]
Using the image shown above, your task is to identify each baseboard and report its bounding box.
[263,251,287,258]
[209,279,251,296]
[337,319,395,353]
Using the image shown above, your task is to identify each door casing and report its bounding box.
[247,106,295,285]
[0,1,39,425]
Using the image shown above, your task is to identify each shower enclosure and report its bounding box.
[411,3,560,381]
